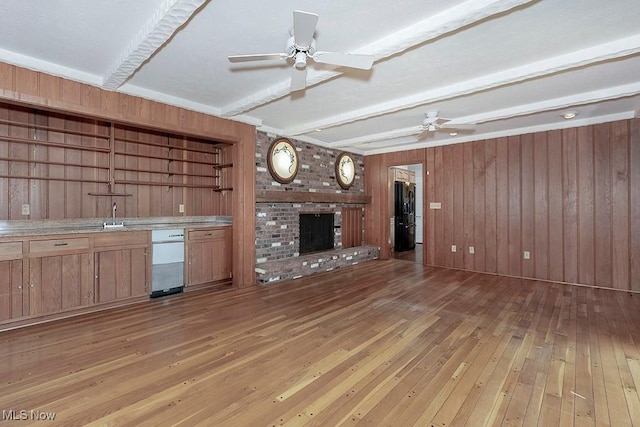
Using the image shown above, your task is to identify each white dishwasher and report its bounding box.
[151,229,185,298]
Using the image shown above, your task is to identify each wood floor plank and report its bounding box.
[1,259,639,426]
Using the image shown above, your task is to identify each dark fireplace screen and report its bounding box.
[299,213,334,254]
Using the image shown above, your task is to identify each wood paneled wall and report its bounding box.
[341,207,364,248]
[365,119,640,292]
[0,63,255,288]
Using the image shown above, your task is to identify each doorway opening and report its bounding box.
[390,164,423,263]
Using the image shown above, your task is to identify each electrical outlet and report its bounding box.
[523,251,531,260]
[469,246,475,254]
[451,245,457,253]
[179,204,185,213]
[21,204,30,215]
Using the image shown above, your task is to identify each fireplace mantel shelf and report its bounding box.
[256,190,371,204]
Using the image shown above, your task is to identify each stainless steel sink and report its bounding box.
[103,222,125,230]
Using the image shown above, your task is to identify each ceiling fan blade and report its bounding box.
[290,66,307,92]
[312,51,375,70]
[416,129,433,140]
[228,53,288,63]
[439,123,476,130]
[293,10,319,48]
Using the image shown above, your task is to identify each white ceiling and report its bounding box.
[1,0,639,155]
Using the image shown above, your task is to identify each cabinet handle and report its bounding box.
[17,285,22,290]
[54,242,69,247]
[30,284,35,288]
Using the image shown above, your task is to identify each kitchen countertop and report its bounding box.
[0,216,232,238]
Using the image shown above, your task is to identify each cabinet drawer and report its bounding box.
[188,228,226,240]
[94,231,149,248]
[29,237,90,254]
[0,241,23,260]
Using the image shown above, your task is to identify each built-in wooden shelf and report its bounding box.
[0,175,107,184]
[88,192,133,197]
[0,134,110,153]
[256,190,371,204]
[0,107,232,217]
[213,163,233,170]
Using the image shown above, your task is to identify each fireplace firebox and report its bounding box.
[299,213,334,254]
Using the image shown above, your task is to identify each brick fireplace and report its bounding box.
[254,132,379,284]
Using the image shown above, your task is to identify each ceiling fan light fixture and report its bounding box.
[562,110,579,120]
[294,52,307,69]
[449,132,458,136]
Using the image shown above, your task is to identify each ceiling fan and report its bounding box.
[228,10,375,92]
[416,111,475,139]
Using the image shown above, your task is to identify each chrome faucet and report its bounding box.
[103,202,124,229]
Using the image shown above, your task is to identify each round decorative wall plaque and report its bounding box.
[335,152,356,189]
[267,138,299,184]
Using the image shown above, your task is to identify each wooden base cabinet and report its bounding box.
[95,248,148,303]
[0,231,151,329]
[186,226,232,287]
[94,231,150,303]
[28,253,94,315]
[27,237,94,316]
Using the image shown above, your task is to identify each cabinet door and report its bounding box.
[95,248,148,303]
[187,240,215,286]
[29,253,93,315]
[187,228,232,286]
[0,260,25,321]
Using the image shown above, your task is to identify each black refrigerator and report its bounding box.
[394,181,416,252]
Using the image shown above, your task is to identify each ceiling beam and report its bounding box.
[332,81,640,148]
[220,0,537,117]
[446,81,640,125]
[285,34,640,136]
[102,0,208,90]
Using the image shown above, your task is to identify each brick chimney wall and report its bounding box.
[254,132,377,283]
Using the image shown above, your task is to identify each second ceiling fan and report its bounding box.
[416,111,475,139]
[228,10,375,92]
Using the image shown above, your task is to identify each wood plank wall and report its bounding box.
[365,119,640,292]
[0,63,255,288]
[341,207,364,248]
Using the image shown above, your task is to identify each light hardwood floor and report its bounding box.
[1,259,640,426]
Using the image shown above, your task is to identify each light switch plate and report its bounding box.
[451,245,457,253]
[523,251,531,260]
[21,204,30,215]
[179,204,185,213]
[469,246,475,254]
[430,202,442,210]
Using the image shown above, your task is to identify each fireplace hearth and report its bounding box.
[299,213,334,254]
